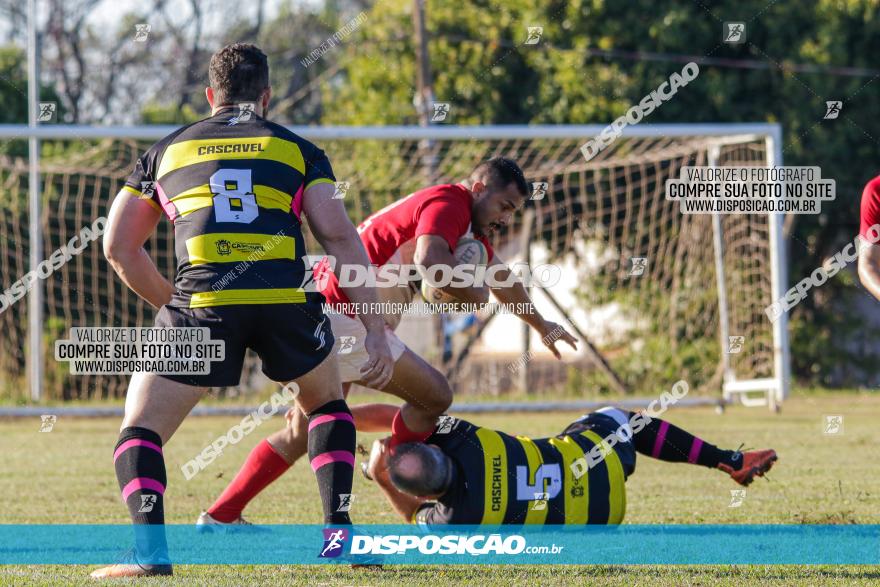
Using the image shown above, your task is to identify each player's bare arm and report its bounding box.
[103,190,175,308]
[414,234,490,304]
[858,240,880,301]
[486,255,578,359]
[303,181,394,388]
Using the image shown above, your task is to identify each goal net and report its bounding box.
[0,125,788,405]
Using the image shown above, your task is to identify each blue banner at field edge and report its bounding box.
[0,524,877,565]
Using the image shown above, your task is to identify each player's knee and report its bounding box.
[421,374,453,415]
[596,406,629,424]
[596,406,633,438]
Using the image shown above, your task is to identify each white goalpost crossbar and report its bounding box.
[0,122,789,409]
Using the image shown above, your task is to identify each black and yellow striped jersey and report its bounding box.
[123,106,335,308]
[414,414,633,526]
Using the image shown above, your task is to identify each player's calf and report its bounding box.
[624,409,778,484]
[91,427,171,579]
[396,370,453,422]
[204,438,293,524]
[307,400,357,524]
[114,427,167,544]
[93,373,204,578]
[381,350,453,449]
[295,354,356,525]
[268,407,309,462]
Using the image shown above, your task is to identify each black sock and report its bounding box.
[114,427,168,561]
[626,412,738,468]
[307,400,356,524]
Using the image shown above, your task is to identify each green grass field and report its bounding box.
[2,393,879,585]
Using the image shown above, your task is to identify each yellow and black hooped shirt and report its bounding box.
[123,106,335,308]
[414,416,629,526]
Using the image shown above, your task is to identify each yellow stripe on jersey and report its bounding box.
[170,184,294,218]
[548,436,589,524]
[515,436,549,525]
[581,430,627,524]
[168,186,212,217]
[185,233,296,266]
[305,177,336,190]
[475,428,508,525]
[156,136,306,179]
[189,288,306,308]
[121,185,162,212]
[253,185,295,211]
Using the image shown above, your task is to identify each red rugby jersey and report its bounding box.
[318,183,495,318]
[860,175,880,239]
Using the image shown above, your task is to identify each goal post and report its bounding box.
[704,129,789,409]
[0,123,789,407]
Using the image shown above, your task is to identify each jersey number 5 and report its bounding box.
[515,463,562,502]
[210,169,258,224]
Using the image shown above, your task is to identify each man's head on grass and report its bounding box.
[387,442,454,498]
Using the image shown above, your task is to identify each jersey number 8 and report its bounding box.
[210,168,258,224]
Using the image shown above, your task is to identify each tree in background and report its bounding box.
[324,0,880,386]
[0,47,62,156]
[2,0,880,385]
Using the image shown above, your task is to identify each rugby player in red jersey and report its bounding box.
[197,157,579,528]
[857,175,880,299]
[91,44,393,578]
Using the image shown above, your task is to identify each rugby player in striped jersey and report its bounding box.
[364,407,778,526]
[92,43,393,578]
[195,158,580,529]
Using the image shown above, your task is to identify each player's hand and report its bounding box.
[367,438,391,481]
[537,320,578,360]
[360,326,394,389]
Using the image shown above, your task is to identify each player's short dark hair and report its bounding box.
[471,157,529,196]
[387,443,453,497]
[208,43,270,105]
